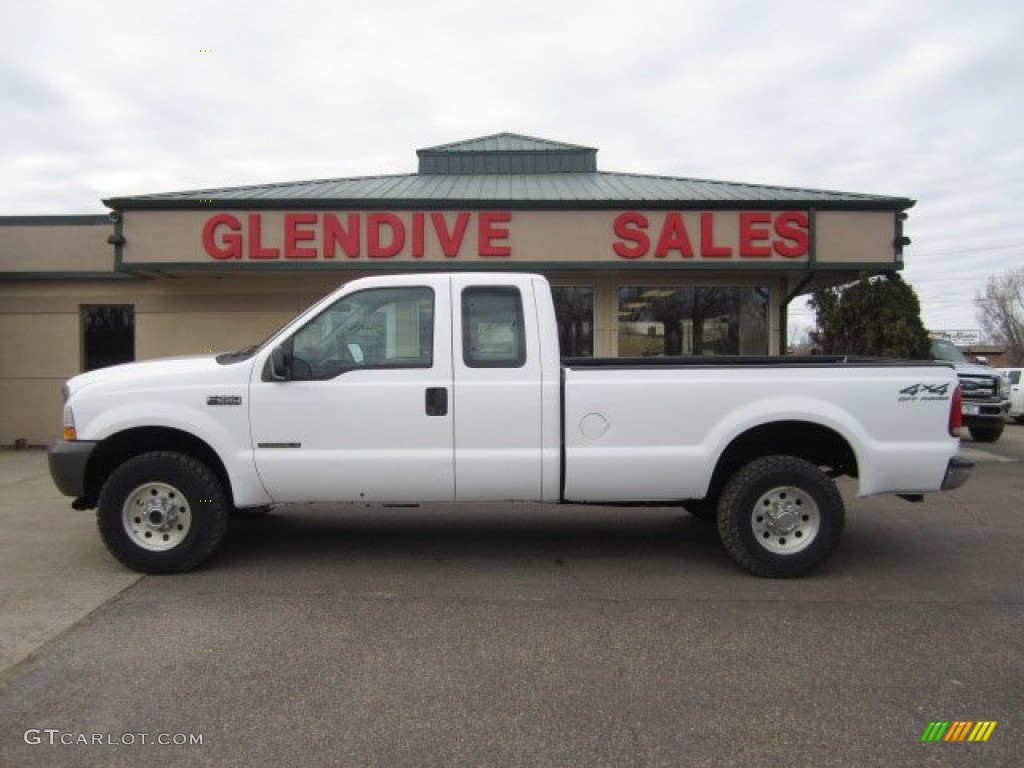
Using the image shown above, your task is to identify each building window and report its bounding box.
[551,286,594,358]
[618,286,768,357]
[81,306,135,371]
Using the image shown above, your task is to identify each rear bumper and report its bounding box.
[47,440,96,498]
[941,456,973,491]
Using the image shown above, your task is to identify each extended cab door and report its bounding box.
[451,275,551,501]
[248,276,454,502]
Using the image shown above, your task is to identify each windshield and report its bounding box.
[930,339,968,364]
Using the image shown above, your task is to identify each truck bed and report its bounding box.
[560,355,958,503]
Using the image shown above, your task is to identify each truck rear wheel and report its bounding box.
[717,455,844,577]
[97,451,229,574]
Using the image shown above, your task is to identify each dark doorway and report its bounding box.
[81,305,135,371]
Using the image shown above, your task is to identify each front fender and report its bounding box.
[79,399,270,508]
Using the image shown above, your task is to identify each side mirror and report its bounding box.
[269,346,289,381]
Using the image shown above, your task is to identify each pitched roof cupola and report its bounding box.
[417,132,598,175]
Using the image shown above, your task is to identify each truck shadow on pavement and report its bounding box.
[213,504,728,573]
[204,500,985,586]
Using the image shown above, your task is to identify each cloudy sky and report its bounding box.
[3,0,1022,336]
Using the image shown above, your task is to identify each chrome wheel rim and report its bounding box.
[122,482,191,551]
[751,485,820,555]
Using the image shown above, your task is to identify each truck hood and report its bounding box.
[66,355,230,398]
[950,360,999,377]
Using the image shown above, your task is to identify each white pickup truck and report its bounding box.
[49,273,971,577]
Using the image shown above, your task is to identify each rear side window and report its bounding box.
[462,286,526,368]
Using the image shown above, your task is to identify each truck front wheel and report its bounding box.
[717,455,844,577]
[97,451,229,574]
[967,424,1003,443]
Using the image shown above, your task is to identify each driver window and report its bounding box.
[289,286,434,380]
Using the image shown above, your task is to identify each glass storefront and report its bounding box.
[551,286,594,358]
[617,286,768,357]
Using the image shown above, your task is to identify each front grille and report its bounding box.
[958,374,997,400]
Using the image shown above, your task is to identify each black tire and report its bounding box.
[682,499,717,522]
[717,455,844,578]
[97,451,229,574]
[1014,415,1024,425]
[967,425,1003,443]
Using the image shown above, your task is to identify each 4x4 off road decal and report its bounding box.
[899,383,951,402]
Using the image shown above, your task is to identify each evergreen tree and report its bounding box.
[808,273,931,359]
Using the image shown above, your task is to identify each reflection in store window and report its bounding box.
[618,286,768,356]
[551,286,594,358]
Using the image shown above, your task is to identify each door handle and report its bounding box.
[425,387,448,416]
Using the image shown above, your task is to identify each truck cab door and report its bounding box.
[249,279,454,503]
[450,275,548,501]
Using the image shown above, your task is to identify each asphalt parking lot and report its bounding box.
[1,427,1022,767]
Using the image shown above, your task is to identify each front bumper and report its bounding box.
[941,456,974,491]
[47,440,97,498]
[961,400,1010,427]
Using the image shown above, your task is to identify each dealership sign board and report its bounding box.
[930,329,982,345]
[115,209,901,269]
[198,210,810,262]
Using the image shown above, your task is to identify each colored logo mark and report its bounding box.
[921,721,997,742]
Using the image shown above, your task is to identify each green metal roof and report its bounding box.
[421,133,594,154]
[0,215,110,226]
[417,132,597,174]
[105,133,914,211]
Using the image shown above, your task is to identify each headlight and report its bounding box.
[998,375,1010,398]
[62,404,77,441]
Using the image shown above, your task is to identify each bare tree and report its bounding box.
[976,268,1024,365]
[787,324,814,354]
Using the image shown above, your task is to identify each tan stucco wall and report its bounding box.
[815,211,898,264]
[0,313,80,444]
[136,311,296,359]
[0,314,81,378]
[0,221,113,273]
[0,381,65,445]
[0,219,121,442]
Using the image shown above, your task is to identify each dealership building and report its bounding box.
[0,133,913,445]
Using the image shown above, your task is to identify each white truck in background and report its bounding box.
[999,367,1024,423]
[931,338,1011,442]
[49,273,971,577]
